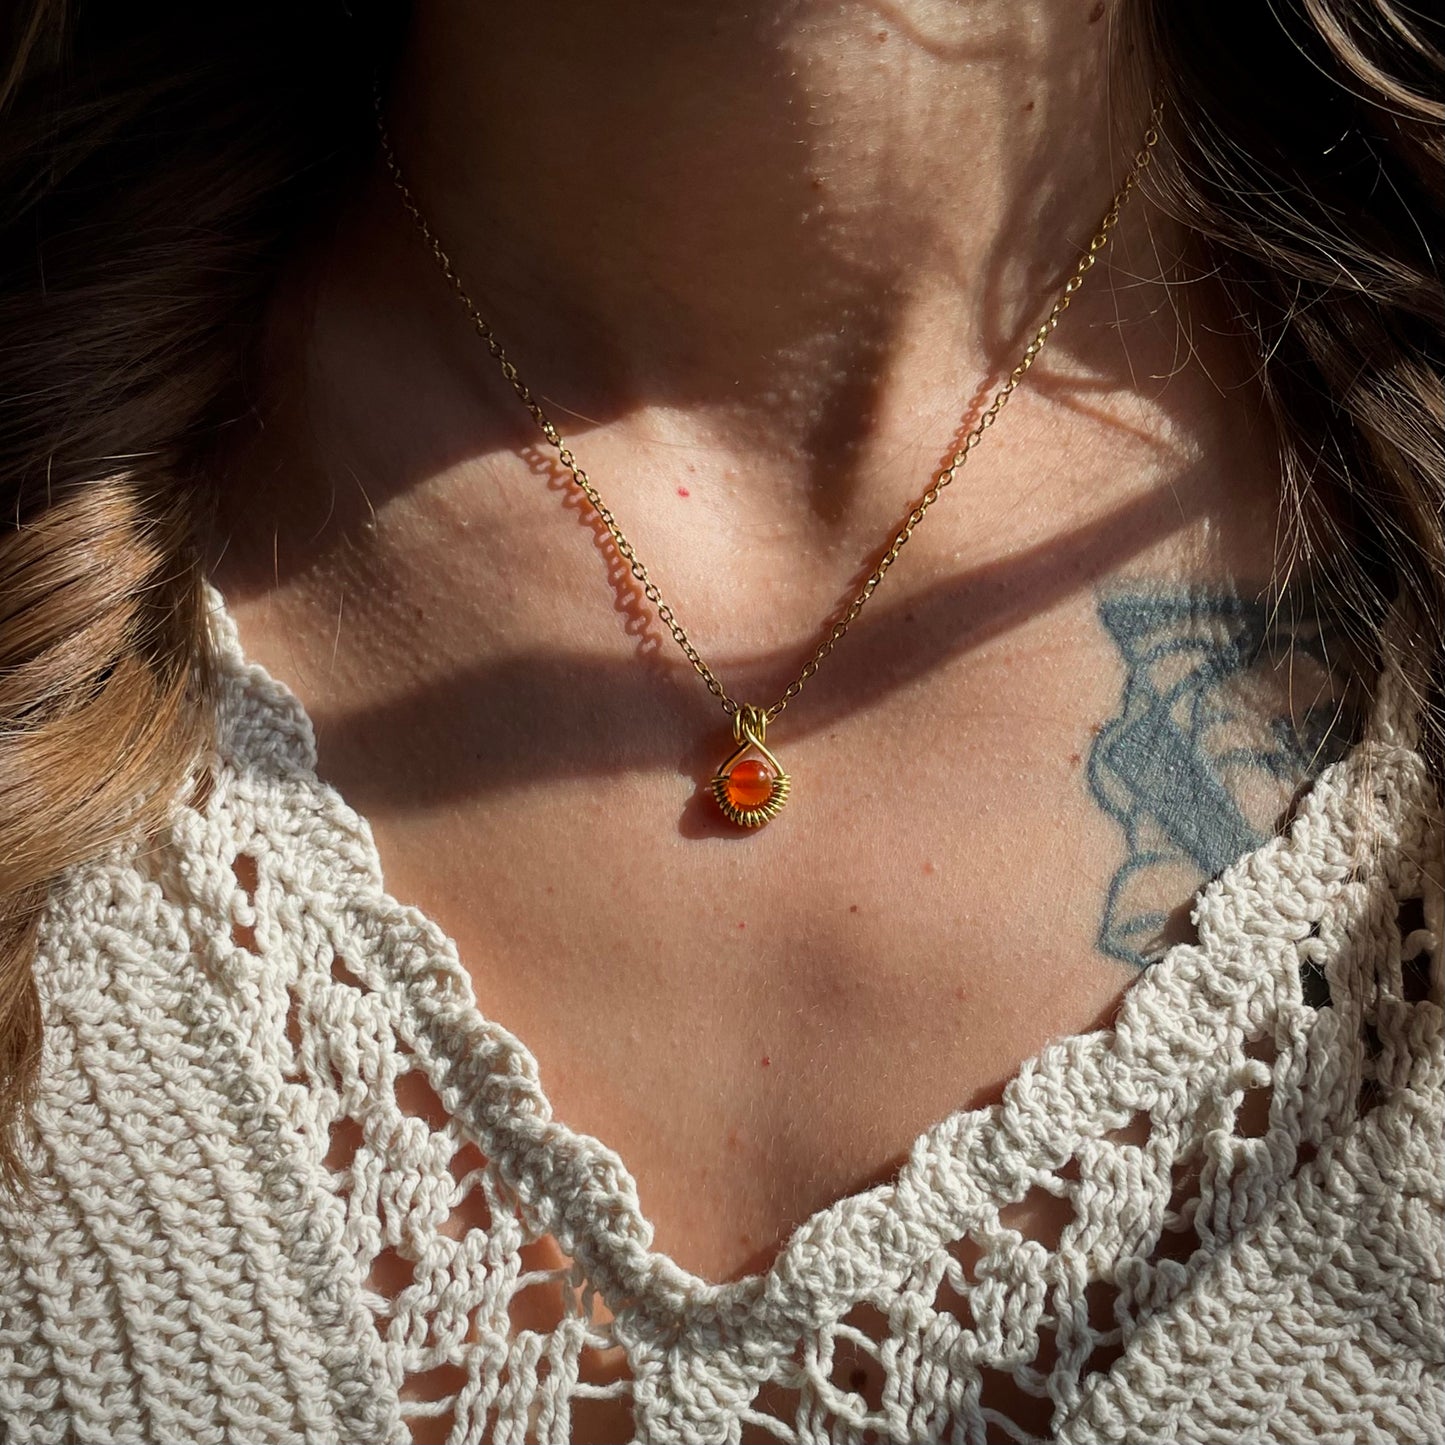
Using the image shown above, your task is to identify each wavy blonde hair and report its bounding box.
[1,0,1441,1187]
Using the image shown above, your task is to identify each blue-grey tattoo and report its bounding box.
[1088,589,1351,969]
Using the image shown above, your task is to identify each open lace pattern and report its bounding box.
[1,593,1441,1445]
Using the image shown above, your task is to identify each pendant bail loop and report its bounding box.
[734,703,768,747]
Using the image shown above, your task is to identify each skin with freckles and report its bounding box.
[212,0,1346,1361]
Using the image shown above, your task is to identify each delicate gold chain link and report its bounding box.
[372,83,1161,722]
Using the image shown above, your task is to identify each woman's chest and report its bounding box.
[234,571,1327,1281]
[352,700,1139,1286]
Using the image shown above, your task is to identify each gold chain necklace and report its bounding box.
[372,86,1160,827]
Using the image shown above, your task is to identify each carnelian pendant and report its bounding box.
[711,704,790,827]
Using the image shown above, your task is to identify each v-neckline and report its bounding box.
[202,583,1399,1351]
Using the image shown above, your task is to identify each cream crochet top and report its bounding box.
[1,596,1441,1445]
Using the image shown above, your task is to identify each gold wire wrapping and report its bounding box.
[711,705,790,827]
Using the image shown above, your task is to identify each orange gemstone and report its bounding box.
[725,758,775,809]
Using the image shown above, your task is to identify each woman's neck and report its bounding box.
[218,0,1275,622]
[381,0,1158,460]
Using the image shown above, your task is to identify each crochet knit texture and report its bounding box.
[0,594,1441,1445]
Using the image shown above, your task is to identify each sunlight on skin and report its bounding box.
[211,3,1329,1430]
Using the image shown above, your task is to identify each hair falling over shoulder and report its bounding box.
[0,0,1440,1188]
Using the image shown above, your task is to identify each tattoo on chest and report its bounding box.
[1087,588,1353,969]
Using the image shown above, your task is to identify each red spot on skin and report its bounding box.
[1023,99,1036,112]
[849,904,859,914]
[1088,0,1106,20]
[727,1128,742,1151]
[545,884,555,895]
[922,861,936,876]
[761,1055,771,1068]
[738,921,746,930]
[677,486,690,497]
[953,985,967,1001]
[1069,751,1082,765]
